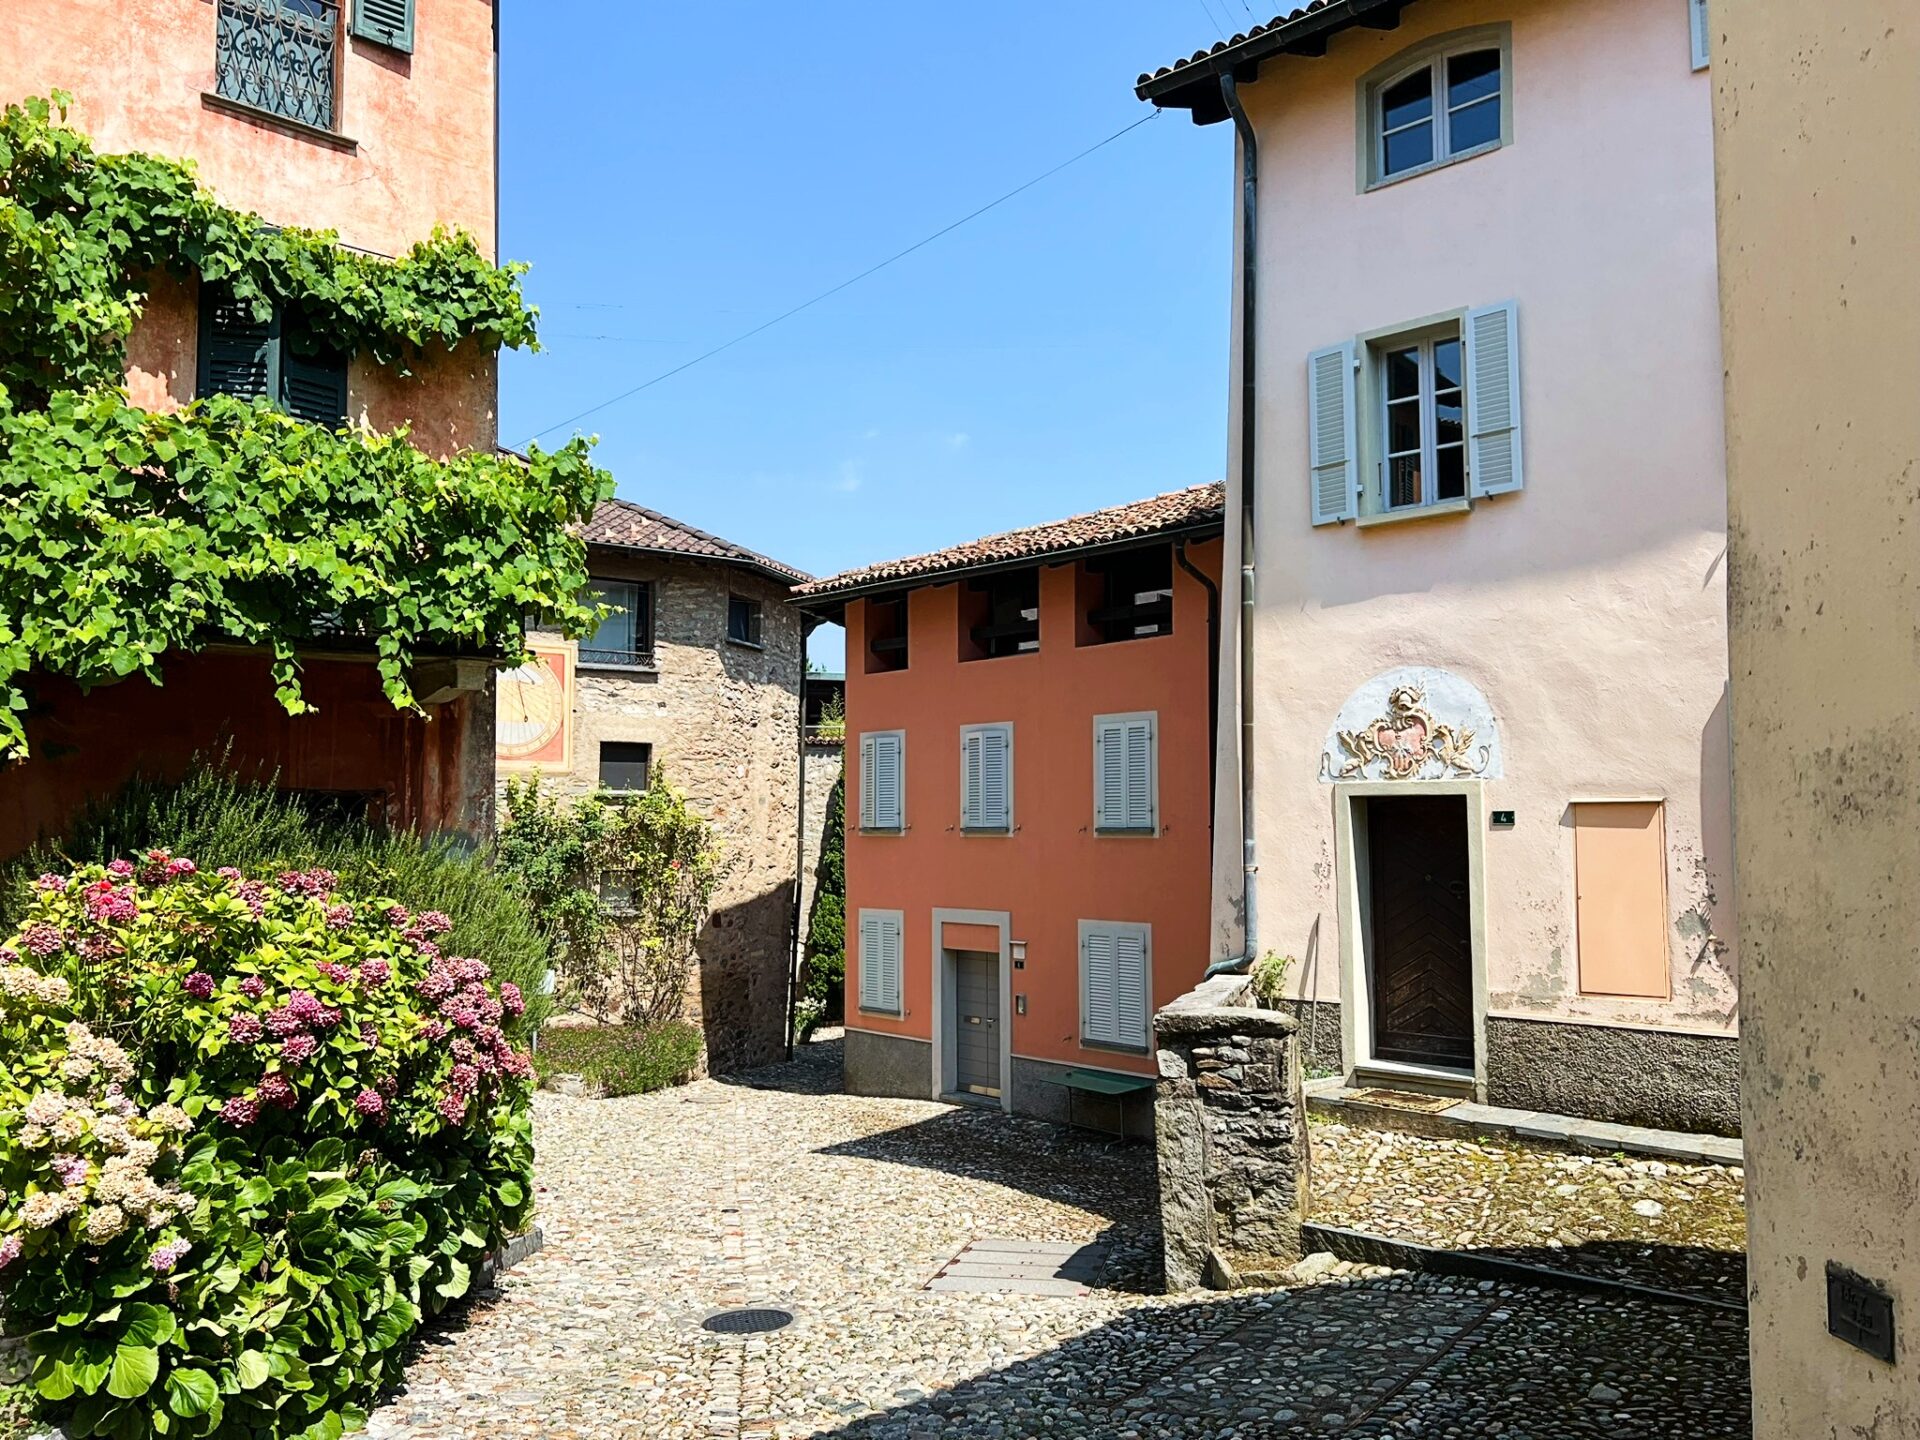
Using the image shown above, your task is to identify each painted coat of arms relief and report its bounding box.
[1325,683,1490,781]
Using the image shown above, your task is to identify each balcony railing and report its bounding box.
[215,0,340,132]
[578,647,658,672]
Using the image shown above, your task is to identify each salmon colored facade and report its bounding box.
[0,0,504,851]
[800,499,1222,1129]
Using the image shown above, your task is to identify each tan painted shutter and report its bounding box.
[1573,803,1671,998]
[1308,341,1359,524]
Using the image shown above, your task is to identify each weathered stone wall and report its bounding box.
[1485,1016,1740,1137]
[1154,975,1307,1292]
[798,739,843,941]
[521,551,802,1075]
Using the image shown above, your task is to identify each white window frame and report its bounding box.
[857,908,904,1017]
[1093,711,1160,836]
[858,730,907,833]
[1079,919,1153,1053]
[958,722,1014,834]
[1357,25,1513,191]
[1376,329,1467,514]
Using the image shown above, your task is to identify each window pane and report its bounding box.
[1388,455,1422,509]
[1448,95,1501,154]
[1387,398,1422,455]
[1436,445,1467,501]
[1385,347,1422,400]
[1432,339,1463,390]
[1382,69,1434,130]
[1447,49,1501,107]
[728,596,762,645]
[1435,396,1464,449]
[585,583,636,655]
[599,741,651,792]
[1383,122,1434,176]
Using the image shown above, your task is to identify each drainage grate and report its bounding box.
[702,1307,793,1335]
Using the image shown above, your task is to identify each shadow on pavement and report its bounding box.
[803,1272,1752,1440]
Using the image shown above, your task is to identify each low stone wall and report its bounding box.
[1154,974,1308,1292]
[1485,1016,1741,1136]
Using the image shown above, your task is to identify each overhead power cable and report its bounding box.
[524,109,1162,444]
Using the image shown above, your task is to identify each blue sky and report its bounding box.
[499,4,1235,669]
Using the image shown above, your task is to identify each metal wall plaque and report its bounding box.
[1491,810,1516,828]
[1827,1263,1896,1363]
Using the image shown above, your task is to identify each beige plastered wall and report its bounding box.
[1713,4,1920,1433]
[1206,0,1737,1041]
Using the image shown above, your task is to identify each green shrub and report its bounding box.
[2,763,552,1033]
[1250,951,1296,1010]
[534,1023,702,1098]
[0,858,535,1439]
[795,778,846,1043]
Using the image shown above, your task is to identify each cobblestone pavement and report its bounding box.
[1309,1120,1748,1304]
[365,1038,1750,1439]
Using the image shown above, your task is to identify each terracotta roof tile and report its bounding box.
[582,497,809,584]
[792,483,1225,601]
[1136,0,1408,105]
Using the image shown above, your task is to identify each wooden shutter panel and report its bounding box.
[1123,718,1154,831]
[1094,720,1125,830]
[1465,302,1524,497]
[281,343,349,426]
[1082,929,1118,1046]
[1113,929,1150,1049]
[882,916,903,1013]
[963,726,1010,831]
[352,0,414,52]
[198,289,274,402]
[1689,0,1710,69]
[858,913,884,1011]
[961,731,984,829]
[858,735,878,831]
[1307,341,1359,525]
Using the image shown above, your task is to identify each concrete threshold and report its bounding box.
[1305,1079,1743,1167]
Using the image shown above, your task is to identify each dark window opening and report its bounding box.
[598,741,652,794]
[865,594,909,674]
[580,580,654,668]
[198,285,349,426]
[960,569,1040,661]
[216,0,342,131]
[727,595,763,647]
[1083,546,1174,645]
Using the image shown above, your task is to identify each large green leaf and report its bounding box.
[235,1349,272,1391]
[164,1366,219,1418]
[106,1344,160,1400]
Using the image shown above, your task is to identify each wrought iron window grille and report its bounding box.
[216,0,341,132]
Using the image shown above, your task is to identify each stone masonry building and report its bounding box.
[512,499,810,1074]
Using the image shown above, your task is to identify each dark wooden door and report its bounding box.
[1366,795,1473,1069]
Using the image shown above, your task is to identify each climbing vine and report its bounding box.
[0,96,614,758]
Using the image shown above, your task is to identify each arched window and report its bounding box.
[1362,30,1511,187]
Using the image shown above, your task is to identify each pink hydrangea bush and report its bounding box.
[0,858,538,1439]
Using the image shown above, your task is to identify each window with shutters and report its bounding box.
[858,730,906,833]
[1080,920,1151,1052]
[1309,302,1522,526]
[215,0,342,131]
[579,580,655,670]
[857,909,905,1016]
[198,286,349,427]
[1093,713,1157,835]
[1689,0,1711,70]
[351,0,414,53]
[959,724,1013,833]
[1360,29,1511,189]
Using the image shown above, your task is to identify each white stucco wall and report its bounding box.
[1206,0,1736,1041]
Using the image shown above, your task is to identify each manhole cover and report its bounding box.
[702,1308,793,1335]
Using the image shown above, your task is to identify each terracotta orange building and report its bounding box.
[0,0,506,852]
[793,486,1224,1131]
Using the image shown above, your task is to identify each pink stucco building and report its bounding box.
[0,0,504,849]
[1139,0,1738,1133]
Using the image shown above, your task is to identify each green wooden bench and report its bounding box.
[1050,1068,1155,1137]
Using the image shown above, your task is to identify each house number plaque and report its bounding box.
[1827,1262,1896,1363]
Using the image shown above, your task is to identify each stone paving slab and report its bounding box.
[362,1039,1749,1439]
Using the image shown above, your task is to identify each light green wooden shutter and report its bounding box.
[858,734,878,830]
[1466,301,1524,497]
[352,0,414,53]
[1112,928,1150,1049]
[858,912,885,1011]
[1308,341,1359,525]
[863,732,904,830]
[962,725,1011,831]
[1095,716,1155,832]
[880,915,902,1013]
[1082,928,1118,1046]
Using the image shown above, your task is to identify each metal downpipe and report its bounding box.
[1205,70,1261,981]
